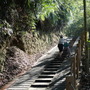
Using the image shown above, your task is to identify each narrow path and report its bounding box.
[5,37,74,90]
[29,55,71,90]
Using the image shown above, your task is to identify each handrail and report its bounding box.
[66,31,88,90]
[66,36,82,90]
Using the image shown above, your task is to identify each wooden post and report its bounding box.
[71,54,77,89]
[66,76,75,90]
[80,32,85,55]
[71,56,76,76]
[76,49,78,79]
[87,41,90,73]
[83,0,88,58]
[71,57,74,75]
[79,40,81,68]
[76,41,81,78]
[76,49,79,78]
[73,54,77,79]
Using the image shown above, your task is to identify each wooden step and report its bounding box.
[42,71,57,74]
[44,68,59,71]
[41,71,56,74]
[38,75,54,78]
[35,79,51,82]
[31,82,50,87]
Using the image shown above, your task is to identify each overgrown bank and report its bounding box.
[0,0,63,87]
[0,25,61,88]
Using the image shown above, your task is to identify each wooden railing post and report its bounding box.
[76,41,81,78]
[81,32,84,55]
[73,54,77,79]
[71,56,74,75]
[66,37,82,90]
[71,55,77,88]
[76,50,79,79]
[66,76,75,90]
[87,40,90,73]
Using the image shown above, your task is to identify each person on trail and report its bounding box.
[58,35,64,56]
[63,41,71,57]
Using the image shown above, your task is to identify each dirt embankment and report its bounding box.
[0,46,33,88]
[0,42,56,89]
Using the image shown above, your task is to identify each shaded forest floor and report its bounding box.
[0,43,56,89]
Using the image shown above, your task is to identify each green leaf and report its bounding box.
[0,24,3,27]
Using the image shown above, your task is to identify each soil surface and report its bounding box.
[0,45,55,89]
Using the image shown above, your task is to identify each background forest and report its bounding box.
[0,0,90,88]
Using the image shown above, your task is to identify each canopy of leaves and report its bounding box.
[0,0,90,36]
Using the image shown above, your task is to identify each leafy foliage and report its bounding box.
[0,0,90,41]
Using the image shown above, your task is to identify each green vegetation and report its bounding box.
[64,0,90,37]
[0,0,90,73]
